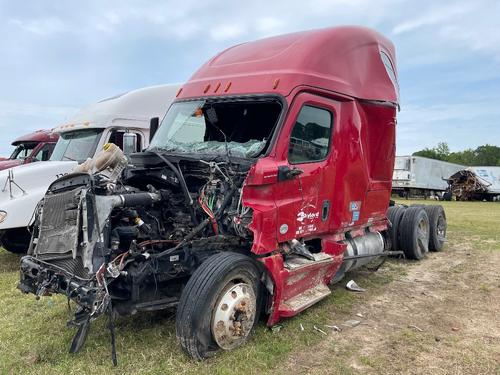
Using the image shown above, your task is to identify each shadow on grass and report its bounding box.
[0,248,21,273]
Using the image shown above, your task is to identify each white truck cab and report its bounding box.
[0,84,179,253]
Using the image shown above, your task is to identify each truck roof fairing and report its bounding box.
[11,129,58,145]
[53,84,181,134]
[177,26,399,105]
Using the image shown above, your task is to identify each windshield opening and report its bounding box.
[9,143,37,160]
[50,129,103,163]
[149,97,282,158]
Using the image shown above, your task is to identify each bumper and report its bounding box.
[18,255,100,309]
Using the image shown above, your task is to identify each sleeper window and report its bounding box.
[288,105,332,163]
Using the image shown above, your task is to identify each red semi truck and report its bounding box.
[19,26,446,362]
[0,130,58,171]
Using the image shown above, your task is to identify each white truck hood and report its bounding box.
[0,161,78,229]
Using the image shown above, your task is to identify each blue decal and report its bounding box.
[352,211,360,221]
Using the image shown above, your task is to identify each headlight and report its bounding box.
[0,210,7,224]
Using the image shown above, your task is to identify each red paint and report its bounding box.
[181,26,398,324]
[0,129,59,171]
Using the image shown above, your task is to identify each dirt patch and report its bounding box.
[282,241,500,374]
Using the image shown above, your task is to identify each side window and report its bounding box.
[380,51,399,95]
[108,131,143,151]
[108,130,124,150]
[288,105,333,164]
[33,144,55,161]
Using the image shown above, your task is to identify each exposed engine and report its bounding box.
[19,144,254,326]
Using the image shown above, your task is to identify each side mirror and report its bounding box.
[149,117,160,142]
[278,165,304,181]
[123,133,138,155]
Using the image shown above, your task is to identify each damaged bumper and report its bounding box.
[18,255,102,311]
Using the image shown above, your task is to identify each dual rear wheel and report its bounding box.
[387,204,446,260]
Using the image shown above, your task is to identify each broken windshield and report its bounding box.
[149,98,282,158]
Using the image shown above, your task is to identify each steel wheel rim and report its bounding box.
[436,214,447,242]
[212,282,256,350]
[416,218,429,253]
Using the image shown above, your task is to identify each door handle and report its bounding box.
[278,166,304,181]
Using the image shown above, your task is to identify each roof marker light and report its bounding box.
[273,78,280,89]
[214,82,221,93]
[176,87,183,97]
[224,82,232,92]
[204,84,211,93]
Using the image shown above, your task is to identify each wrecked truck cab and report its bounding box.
[18,26,445,362]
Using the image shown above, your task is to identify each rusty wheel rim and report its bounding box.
[211,282,256,350]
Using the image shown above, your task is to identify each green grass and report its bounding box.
[0,201,498,374]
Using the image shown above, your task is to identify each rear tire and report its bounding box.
[0,228,31,254]
[399,207,430,260]
[176,252,262,360]
[424,205,446,251]
[387,206,405,251]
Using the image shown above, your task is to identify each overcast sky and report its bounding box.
[0,0,499,156]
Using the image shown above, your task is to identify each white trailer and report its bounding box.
[0,84,180,253]
[469,166,500,195]
[392,156,464,198]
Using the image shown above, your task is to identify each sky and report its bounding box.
[0,0,499,156]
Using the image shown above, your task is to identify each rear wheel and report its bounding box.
[0,228,31,254]
[399,207,430,260]
[176,252,262,360]
[387,206,405,251]
[424,205,446,251]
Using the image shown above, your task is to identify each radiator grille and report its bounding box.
[36,187,82,256]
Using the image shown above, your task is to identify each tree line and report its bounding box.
[412,143,500,166]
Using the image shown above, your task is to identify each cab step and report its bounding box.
[280,283,331,313]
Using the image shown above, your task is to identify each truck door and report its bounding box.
[274,93,337,242]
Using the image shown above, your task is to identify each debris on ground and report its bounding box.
[271,324,283,333]
[346,280,366,292]
[408,324,424,332]
[325,325,342,332]
[313,326,328,335]
[300,323,304,331]
[343,320,362,328]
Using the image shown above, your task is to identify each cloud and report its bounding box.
[0,0,499,157]
[209,23,247,41]
[9,16,65,36]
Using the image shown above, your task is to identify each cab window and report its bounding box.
[33,143,55,161]
[10,143,37,160]
[108,130,142,151]
[288,105,333,164]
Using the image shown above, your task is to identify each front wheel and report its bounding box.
[0,228,31,254]
[175,252,262,359]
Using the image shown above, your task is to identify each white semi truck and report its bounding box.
[0,84,179,253]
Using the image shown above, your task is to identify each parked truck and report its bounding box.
[0,129,59,171]
[0,84,179,253]
[392,155,464,199]
[17,27,446,363]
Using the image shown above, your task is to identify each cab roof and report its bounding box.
[12,129,58,146]
[54,84,180,133]
[177,26,398,105]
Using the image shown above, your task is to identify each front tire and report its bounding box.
[0,228,31,254]
[176,252,262,360]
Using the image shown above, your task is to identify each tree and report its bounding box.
[413,142,450,161]
[412,143,500,166]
